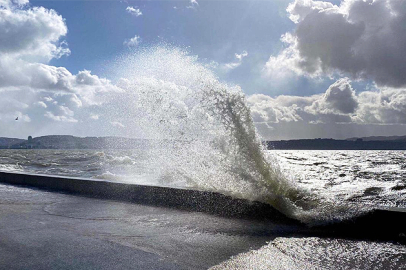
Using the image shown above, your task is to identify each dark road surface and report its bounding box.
[0,183,302,269]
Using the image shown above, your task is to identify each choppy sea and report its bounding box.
[1,149,405,208]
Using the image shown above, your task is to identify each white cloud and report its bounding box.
[110,121,125,128]
[44,105,78,123]
[247,94,306,124]
[0,109,30,123]
[187,0,199,10]
[59,105,74,117]
[0,2,120,103]
[235,51,248,61]
[263,33,312,79]
[248,78,406,130]
[44,111,77,123]
[36,101,47,108]
[126,6,142,17]
[286,0,336,24]
[265,0,406,88]
[0,0,123,135]
[0,97,29,113]
[123,35,141,47]
[17,113,31,122]
[0,0,28,10]
[0,58,120,105]
[68,94,82,108]
[90,114,99,120]
[306,78,358,115]
[355,88,406,124]
[221,50,248,71]
[0,5,69,62]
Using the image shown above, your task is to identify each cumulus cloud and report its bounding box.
[0,2,119,100]
[248,78,406,132]
[306,78,358,115]
[126,6,142,17]
[247,94,306,124]
[123,35,141,47]
[0,58,120,105]
[0,5,69,62]
[265,0,406,88]
[263,33,306,79]
[0,0,123,135]
[355,88,406,124]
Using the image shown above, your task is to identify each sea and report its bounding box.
[1,149,405,210]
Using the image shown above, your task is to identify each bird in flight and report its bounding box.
[15,117,18,121]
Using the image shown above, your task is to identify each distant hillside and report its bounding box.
[267,138,406,150]
[346,135,406,141]
[3,135,147,149]
[0,137,25,149]
[3,135,406,150]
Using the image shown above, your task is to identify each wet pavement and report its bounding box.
[1,172,405,270]
[0,183,298,269]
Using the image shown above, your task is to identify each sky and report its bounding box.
[2,0,406,140]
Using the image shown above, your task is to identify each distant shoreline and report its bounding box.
[0,135,147,150]
[266,138,406,150]
[2,135,406,150]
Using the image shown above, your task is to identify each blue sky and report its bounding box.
[2,0,406,140]
[32,0,342,98]
[37,0,306,95]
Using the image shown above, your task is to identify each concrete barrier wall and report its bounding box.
[0,171,290,221]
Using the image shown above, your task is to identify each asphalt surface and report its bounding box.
[0,183,301,270]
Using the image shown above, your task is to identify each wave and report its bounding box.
[104,155,135,165]
[93,171,121,181]
[103,46,368,224]
[0,164,24,172]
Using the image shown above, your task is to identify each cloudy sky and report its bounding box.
[2,0,406,140]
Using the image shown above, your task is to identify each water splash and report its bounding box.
[105,46,362,224]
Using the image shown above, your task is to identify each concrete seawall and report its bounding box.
[0,171,290,221]
[1,171,405,243]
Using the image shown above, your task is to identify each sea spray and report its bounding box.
[105,46,362,224]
